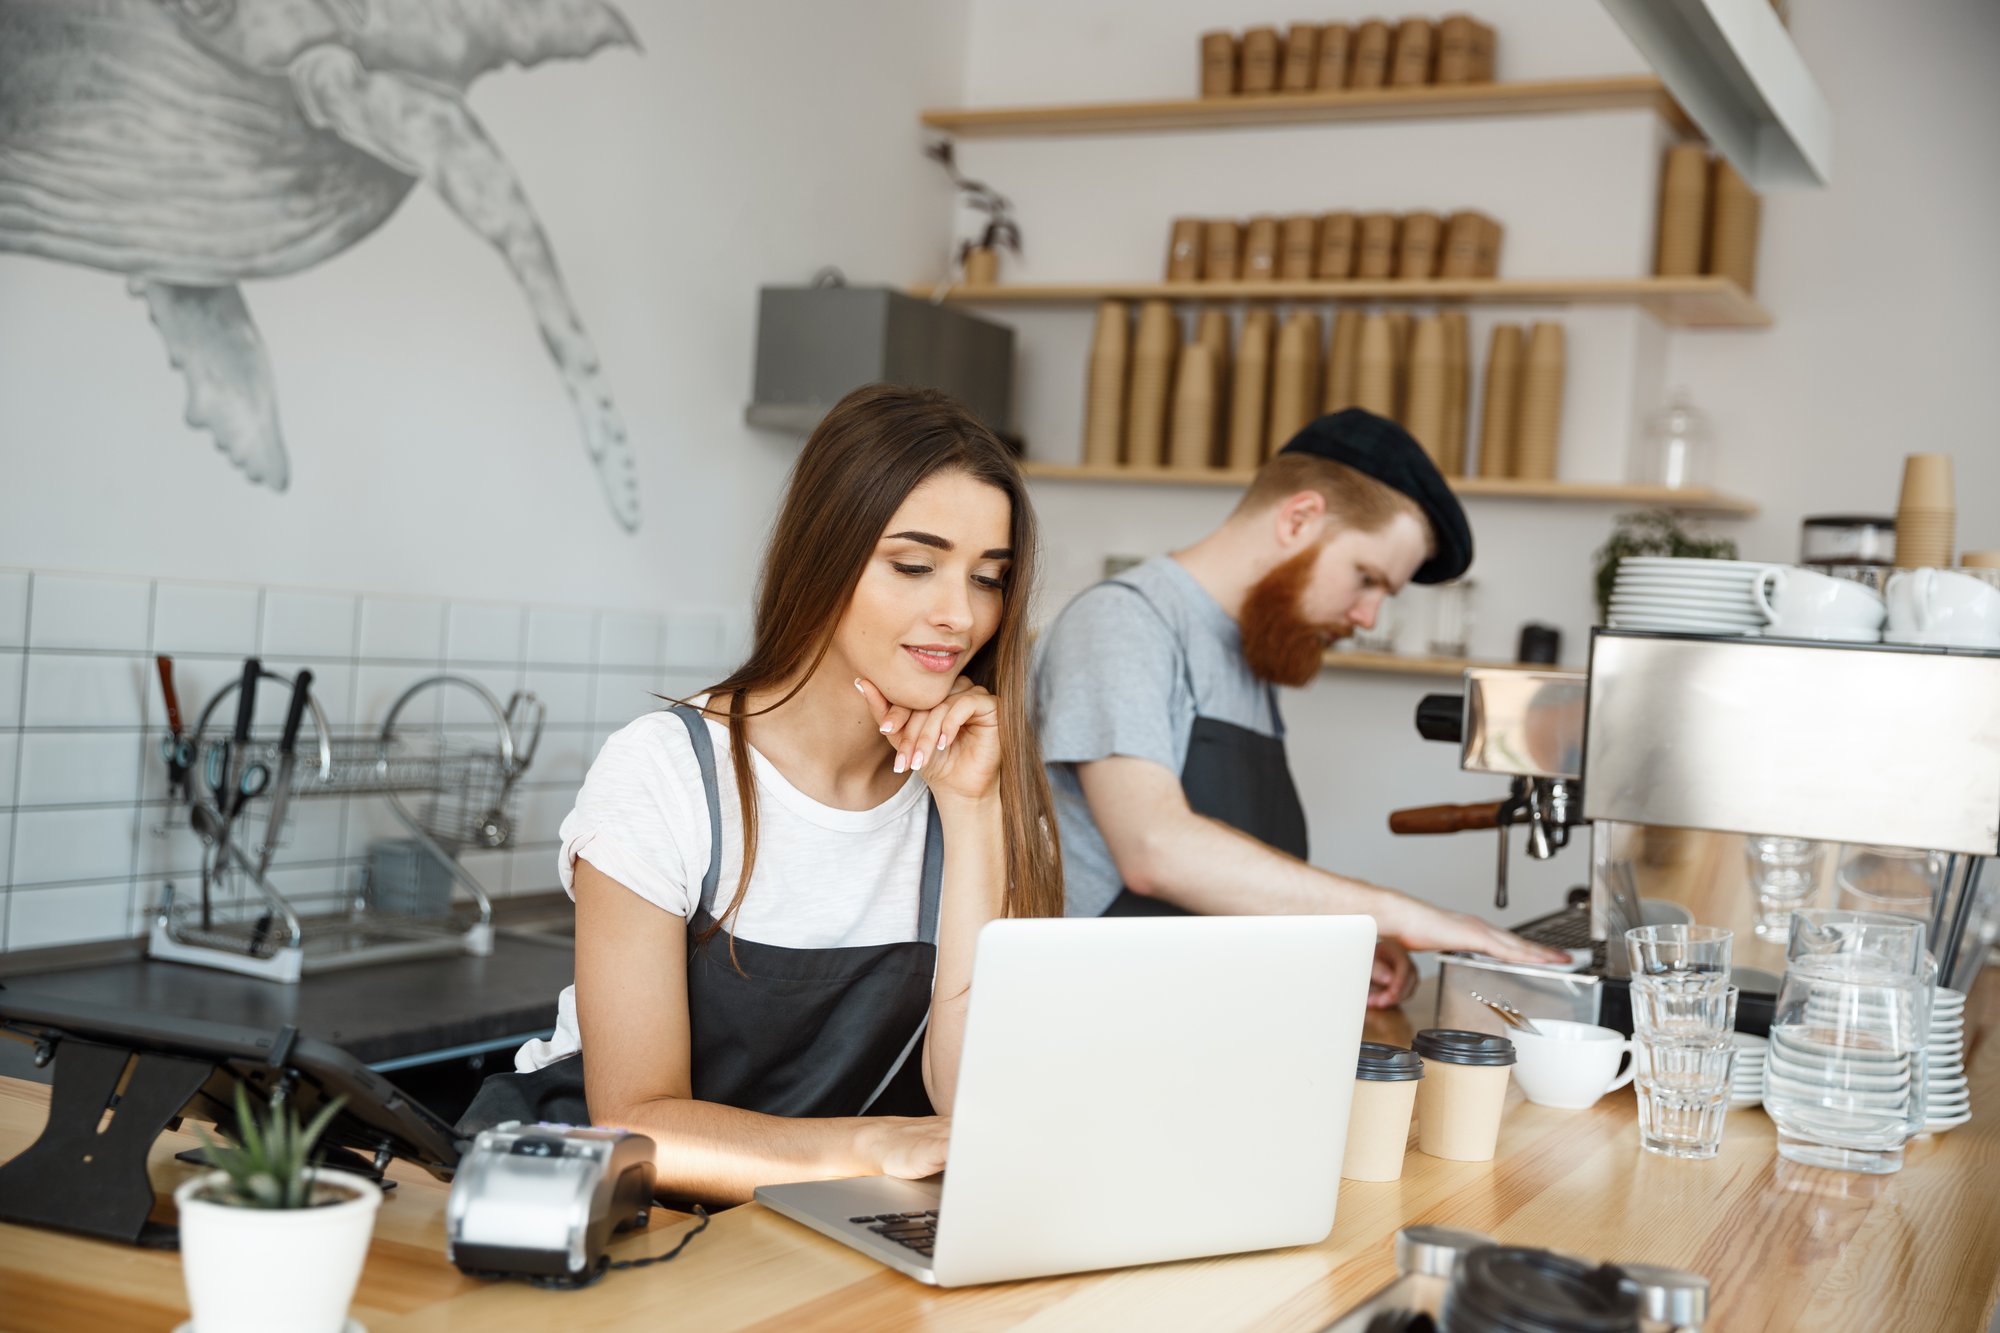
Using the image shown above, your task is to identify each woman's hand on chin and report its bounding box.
[856,675,1002,805]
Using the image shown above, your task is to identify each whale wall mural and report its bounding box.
[0,0,643,532]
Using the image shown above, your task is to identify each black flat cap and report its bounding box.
[1278,408,1473,583]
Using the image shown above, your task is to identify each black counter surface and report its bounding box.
[0,935,574,1067]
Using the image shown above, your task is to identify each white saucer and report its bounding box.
[1884,630,2000,649]
[1759,626,1883,644]
[1924,1111,1973,1132]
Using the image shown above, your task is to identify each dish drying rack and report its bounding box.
[148,670,544,983]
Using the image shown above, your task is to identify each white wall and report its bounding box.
[0,0,971,612]
[962,0,2000,926]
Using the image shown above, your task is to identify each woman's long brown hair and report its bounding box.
[695,383,1063,957]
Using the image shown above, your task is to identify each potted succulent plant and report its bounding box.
[175,1087,380,1333]
[926,139,1021,285]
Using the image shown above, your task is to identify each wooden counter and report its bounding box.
[4,967,1997,1333]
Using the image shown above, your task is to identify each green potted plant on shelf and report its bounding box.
[1592,509,1739,623]
[175,1086,380,1333]
[926,139,1021,286]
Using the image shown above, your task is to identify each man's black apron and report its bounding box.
[460,703,941,1132]
[1099,581,1309,916]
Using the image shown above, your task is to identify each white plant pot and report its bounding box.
[175,1168,382,1333]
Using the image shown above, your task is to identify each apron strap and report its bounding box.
[668,703,726,917]
[917,796,943,944]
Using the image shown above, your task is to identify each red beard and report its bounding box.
[1241,545,1347,686]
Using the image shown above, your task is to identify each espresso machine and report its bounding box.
[1399,629,2000,1036]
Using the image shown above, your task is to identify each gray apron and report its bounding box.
[460,704,943,1132]
[1099,582,1310,917]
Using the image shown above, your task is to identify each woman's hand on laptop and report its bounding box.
[856,1115,952,1180]
[1375,893,1569,966]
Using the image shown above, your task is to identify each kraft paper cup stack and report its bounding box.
[1315,22,1352,89]
[1435,14,1479,83]
[1195,309,1232,464]
[1707,157,1762,294]
[1168,341,1218,471]
[1281,23,1321,92]
[1124,300,1178,468]
[1478,324,1524,477]
[1082,300,1130,468]
[1354,313,1398,420]
[1656,144,1710,277]
[1440,210,1487,278]
[1280,214,1320,280]
[1894,453,1956,569]
[1316,212,1358,279]
[1390,18,1436,86]
[1961,550,2000,569]
[1324,308,1362,412]
[1200,31,1238,98]
[1475,215,1504,276]
[1349,19,1392,88]
[1267,310,1323,457]
[1512,321,1566,481]
[1242,215,1281,282]
[1403,315,1449,467]
[1203,219,1242,282]
[1227,308,1275,471]
[1165,217,1204,281]
[1240,27,1281,94]
[1355,212,1399,279]
[1441,310,1470,476]
[1398,211,1443,279]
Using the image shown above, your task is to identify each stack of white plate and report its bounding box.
[1925,987,1970,1134]
[1608,557,1768,635]
[1730,1031,1767,1110]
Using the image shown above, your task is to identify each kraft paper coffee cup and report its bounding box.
[1344,1042,1424,1181]
[1414,1029,1515,1162]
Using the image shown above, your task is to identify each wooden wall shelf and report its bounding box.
[1020,462,1758,516]
[913,276,1768,329]
[922,75,1695,139]
[1321,650,1516,677]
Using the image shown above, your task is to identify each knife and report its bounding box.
[203,659,263,929]
[253,669,314,883]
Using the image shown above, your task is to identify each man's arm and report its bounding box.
[1077,755,1565,963]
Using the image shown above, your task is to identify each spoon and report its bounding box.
[1468,990,1544,1037]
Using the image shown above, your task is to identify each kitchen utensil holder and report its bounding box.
[148,672,545,983]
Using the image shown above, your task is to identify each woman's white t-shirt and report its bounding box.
[514,698,933,1072]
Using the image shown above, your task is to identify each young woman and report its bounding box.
[461,384,1062,1204]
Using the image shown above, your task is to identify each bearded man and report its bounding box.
[1031,408,1562,1006]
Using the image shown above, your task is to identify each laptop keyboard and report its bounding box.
[850,1210,939,1258]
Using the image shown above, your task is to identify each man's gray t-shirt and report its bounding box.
[1032,556,1284,917]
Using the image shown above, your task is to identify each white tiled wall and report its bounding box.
[0,568,745,953]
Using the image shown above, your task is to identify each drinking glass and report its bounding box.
[1764,960,1924,1174]
[1835,845,1941,919]
[1631,984,1738,1159]
[1625,924,1733,989]
[1786,909,1928,978]
[1744,836,1822,939]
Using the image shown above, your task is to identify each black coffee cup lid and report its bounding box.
[1442,1246,1640,1333]
[1413,1028,1517,1067]
[1357,1042,1425,1082]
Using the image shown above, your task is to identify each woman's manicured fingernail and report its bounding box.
[937,735,948,749]
[894,754,906,774]
[911,748,925,770]
[854,678,865,692]
[881,722,895,733]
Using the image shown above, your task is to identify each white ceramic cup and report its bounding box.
[1753,565,1886,639]
[1884,568,2000,645]
[1509,1020,1636,1110]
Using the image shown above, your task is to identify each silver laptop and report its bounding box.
[756,914,1376,1287]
